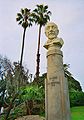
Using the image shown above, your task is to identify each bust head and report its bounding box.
[45,22,59,40]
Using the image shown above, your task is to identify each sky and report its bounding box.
[0,0,84,90]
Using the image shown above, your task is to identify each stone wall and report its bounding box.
[15,115,45,120]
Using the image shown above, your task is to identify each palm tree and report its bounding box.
[63,64,72,77]
[33,4,51,82]
[16,8,33,66]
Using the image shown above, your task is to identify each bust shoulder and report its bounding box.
[44,37,64,49]
[53,37,64,46]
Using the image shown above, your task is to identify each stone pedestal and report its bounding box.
[44,43,71,120]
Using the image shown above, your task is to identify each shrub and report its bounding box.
[69,90,84,107]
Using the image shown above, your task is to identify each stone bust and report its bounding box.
[44,22,64,49]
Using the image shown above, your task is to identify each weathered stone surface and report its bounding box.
[15,115,45,120]
[44,22,70,120]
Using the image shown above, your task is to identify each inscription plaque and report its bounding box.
[48,76,60,86]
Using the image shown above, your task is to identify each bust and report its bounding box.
[44,22,64,49]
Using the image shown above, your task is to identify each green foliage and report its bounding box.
[0,79,6,108]
[32,4,51,26]
[6,62,29,96]
[69,90,84,107]
[0,55,31,119]
[64,64,82,92]
[8,105,25,120]
[20,85,44,102]
[0,114,5,120]
[67,76,82,92]
[5,85,45,117]
[0,55,13,111]
[16,8,33,28]
[64,64,72,77]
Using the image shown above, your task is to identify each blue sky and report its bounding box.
[0,0,84,90]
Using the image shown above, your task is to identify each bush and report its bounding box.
[69,90,84,107]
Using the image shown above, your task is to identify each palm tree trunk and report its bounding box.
[20,28,26,66]
[36,25,42,83]
[0,106,1,114]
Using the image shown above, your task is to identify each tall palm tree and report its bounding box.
[63,64,72,77]
[16,8,33,66]
[33,4,51,82]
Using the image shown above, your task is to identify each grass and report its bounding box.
[71,106,84,120]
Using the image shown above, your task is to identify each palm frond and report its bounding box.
[39,4,43,10]
[47,11,52,15]
[44,14,50,20]
[44,5,48,10]
[16,8,33,29]
[21,8,24,15]
[28,22,32,27]
[63,64,72,77]
[28,18,34,22]
[22,21,28,28]
[33,4,51,26]
[17,13,23,18]
[16,17,21,21]
[33,9,38,14]
[24,8,31,15]
[64,64,70,70]
[18,20,22,25]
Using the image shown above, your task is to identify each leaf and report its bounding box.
[32,4,51,26]
[44,5,48,10]
[16,8,34,28]
[47,11,52,15]
[17,13,23,18]
[21,8,24,14]
[33,9,38,13]
[39,4,43,10]
[25,8,31,13]
[18,21,22,25]
[16,17,21,21]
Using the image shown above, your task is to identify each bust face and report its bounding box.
[45,22,59,40]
